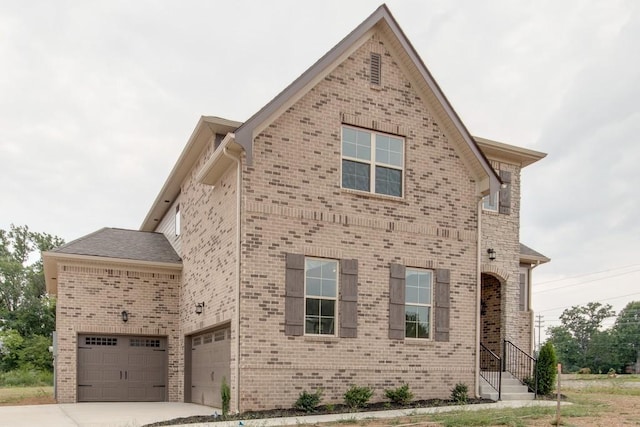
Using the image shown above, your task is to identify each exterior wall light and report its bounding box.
[121,310,129,322]
[195,302,205,315]
[487,248,496,261]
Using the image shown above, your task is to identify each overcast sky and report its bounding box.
[1,0,638,340]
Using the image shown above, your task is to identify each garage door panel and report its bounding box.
[191,327,230,407]
[77,335,167,402]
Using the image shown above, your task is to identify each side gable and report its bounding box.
[234,4,500,196]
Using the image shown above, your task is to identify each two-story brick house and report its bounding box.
[43,5,548,411]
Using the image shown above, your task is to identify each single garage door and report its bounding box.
[77,335,167,402]
[191,327,230,407]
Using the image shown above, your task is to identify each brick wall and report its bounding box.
[481,159,533,355]
[237,33,480,410]
[54,261,181,403]
[176,138,239,405]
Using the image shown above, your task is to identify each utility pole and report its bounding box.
[535,315,545,354]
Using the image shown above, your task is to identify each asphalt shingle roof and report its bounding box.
[52,228,181,264]
[520,243,550,263]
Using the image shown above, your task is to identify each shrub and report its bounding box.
[344,385,373,408]
[537,342,558,395]
[384,384,413,405]
[294,389,322,413]
[577,367,591,374]
[450,383,468,404]
[220,376,230,417]
[0,368,53,387]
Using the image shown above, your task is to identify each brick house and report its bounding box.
[43,5,548,411]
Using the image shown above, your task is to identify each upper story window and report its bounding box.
[405,268,433,339]
[175,205,181,236]
[305,258,338,336]
[482,192,498,212]
[341,126,404,197]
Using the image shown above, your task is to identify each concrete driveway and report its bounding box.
[0,402,216,427]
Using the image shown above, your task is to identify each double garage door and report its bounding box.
[191,327,230,407]
[77,335,167,402]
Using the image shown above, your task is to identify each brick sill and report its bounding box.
[304,335,340,343]
[340,188,405,203]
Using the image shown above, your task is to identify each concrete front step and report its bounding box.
[479,372,535,401]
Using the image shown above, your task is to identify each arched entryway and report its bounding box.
[481,272,505,357]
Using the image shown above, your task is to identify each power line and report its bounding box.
[536,292,640,313]
[535,263,640,286]
[534,268,640,294]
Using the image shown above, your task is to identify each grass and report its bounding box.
[0,386,53,405]
[0,368,53,387]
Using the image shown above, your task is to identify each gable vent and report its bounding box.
[370,52,381,85]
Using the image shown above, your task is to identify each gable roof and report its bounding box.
[140,116,242,231]
[520,243,550,265]
[43,228,182,295]
[234,3,500,196]
[50,228,181,263]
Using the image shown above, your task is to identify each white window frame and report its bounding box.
[482,192,498,212]
[304,257,339,336]
[340,126,404,197]
[405,268,433,340]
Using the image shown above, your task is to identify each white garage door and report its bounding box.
[191,328,230,407]
[77,335,167,402]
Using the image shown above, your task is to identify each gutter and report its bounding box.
[221,137,242,413]
[475,197,483,398]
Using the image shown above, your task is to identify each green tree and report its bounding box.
[612,301,640,372]
[0,224,63,374]
[536,341,557,395]
[547,325,581,372]
[546,302,615,373]
[0,224,63,335]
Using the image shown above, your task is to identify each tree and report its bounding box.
[536,341,557,395]
[0,224,63,373]
[0,224,63,333]
[612,301,640,372]
[547,325,581,373]
[547,302,615,373]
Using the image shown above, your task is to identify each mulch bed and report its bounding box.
[145,398,494,426]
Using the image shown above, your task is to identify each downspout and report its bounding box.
[222,141,241,413]
[475,197,483,398]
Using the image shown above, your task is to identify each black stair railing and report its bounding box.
[480,343,501,400]
[503,339,537,397]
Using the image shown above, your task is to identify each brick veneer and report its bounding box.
[54,261,181,403]
[236,34,479,410]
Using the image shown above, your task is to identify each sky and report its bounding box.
[1,0,639,341]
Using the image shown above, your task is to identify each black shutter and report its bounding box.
[340,259,358,338]
[499,170,512,215]
[434,269,450,342]
[284,253,305,336]
[389,263,406,340]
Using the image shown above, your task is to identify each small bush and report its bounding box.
[450,383,468,404]
[523,376,536,393]
[220,376,230,417]
[344,385,373,408]
[578,367,591,374]
[294,389,322,413]
[536,342,558,395]
[384,383,413,405]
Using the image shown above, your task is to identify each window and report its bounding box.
[341,126,403,197]
[482,192,498,212]
[404,268,433,339]
[519,266,529,311]
[175,205,181,236]
[304,258,338,335]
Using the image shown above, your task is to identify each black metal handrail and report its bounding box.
[503,339,537,397]
[480,343,501,400]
